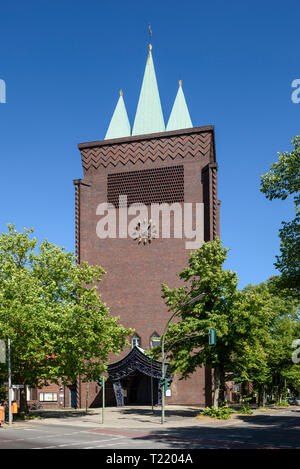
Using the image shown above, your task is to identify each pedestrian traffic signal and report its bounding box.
[208,328,216,346]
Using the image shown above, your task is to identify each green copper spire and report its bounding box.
[132,45,165,136]
[166,80,193,131]
[104,90,131,140]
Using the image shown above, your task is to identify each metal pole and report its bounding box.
[8,337,12,425]
[151,358,154,413]
[161,338,165,424]
[160,293,205,424]
[102,379,105,424]
[86,382,89,414]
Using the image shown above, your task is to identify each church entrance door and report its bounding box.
[121,370,158,405]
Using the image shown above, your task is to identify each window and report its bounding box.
[39,393,57,402]
[26,386,37,401]
[150,333,160,349]
[234,383,240,393]
[131,334,141,348]
[107,165,184,207]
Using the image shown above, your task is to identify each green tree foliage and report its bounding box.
[0,225,132,409]
[237,278,300,403]
[260,136,300,293]
[156,238,273,407]
[155,239,300,408]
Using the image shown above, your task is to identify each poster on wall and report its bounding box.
[39,393,58,402]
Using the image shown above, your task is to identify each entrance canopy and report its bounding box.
[107,346,172,406]
[107,345,172,381]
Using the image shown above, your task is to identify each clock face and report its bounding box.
[132,219,157,245]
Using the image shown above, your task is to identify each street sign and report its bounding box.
[12,385,24,389]
[208,328,217,346]
[0,340,5,363]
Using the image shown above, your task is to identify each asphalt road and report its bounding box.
[0,406,299,451]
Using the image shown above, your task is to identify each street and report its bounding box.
[0,406,299,450]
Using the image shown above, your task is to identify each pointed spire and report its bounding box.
[166,80,193,132]
[131,44,165,136]
[104,90,131,140]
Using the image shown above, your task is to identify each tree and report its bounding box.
[260,136,300,293]
[0,225,132,412]
[155,238,273,408]
[237,277,300,404]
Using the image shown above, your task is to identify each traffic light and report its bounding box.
[165,378,171,390]
[208,328,217,346]
[160,377,171,390]
[159,377,165,390]
[97,377,104,386]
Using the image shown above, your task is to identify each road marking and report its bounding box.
[93,440,128,449]
[32,445,57,449]
[32,436,127,449]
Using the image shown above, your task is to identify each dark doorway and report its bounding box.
[122,371,158,405]
[69,387,77,408]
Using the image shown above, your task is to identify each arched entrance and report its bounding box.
[121,370,158,405]
[107,346,172,407]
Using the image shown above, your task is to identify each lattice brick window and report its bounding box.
[107,165,184,207]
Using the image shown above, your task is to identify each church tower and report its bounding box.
[74,41,220,407]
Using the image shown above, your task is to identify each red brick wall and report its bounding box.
[75,127,219,407]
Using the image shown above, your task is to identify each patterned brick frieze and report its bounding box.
[79,129,213,171]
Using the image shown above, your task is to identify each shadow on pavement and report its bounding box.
[28,409,97,419]
[118,406,201,418]
[234,409,300,428]
[128,414,300,449]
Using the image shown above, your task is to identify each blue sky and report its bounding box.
[0,0,299,289]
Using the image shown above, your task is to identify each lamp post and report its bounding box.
[160,293,206,424]
[7,337,12,425]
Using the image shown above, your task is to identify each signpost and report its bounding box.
[0,340,5,364]
[1,339,23,424]
[160,293,218,424]
[97,377,105,424]
[160,293,206,425]
[7,337,12,424]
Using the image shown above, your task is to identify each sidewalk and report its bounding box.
[11,406,204,429]
[6,405,297,429]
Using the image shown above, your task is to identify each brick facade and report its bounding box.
[73,126,220,408]
[24,125,221,410]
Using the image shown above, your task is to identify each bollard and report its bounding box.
[11,402,18,414]
[0,406,4,425]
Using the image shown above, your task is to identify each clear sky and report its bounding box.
[0,0,299,289]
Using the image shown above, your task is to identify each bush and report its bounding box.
[239,405,253,415]
[200,405,232,420]
[238,397,253,415]
[275,400,290,407]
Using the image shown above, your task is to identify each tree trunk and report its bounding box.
[220,370,226,403]
[213,366,221,408]
[19,386,28,414]
[258,384,264,407]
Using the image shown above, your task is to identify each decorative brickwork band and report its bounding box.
[79,128,214,171]
[73,179,91,264]
[211,164,218,239]
[202,163,220,241]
